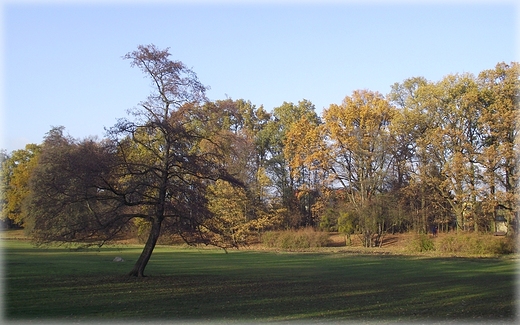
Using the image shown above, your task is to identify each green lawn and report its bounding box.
[2,240,518,322]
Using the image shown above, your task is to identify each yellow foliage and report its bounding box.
[284,116,328,176]
[2,144,41,226]
[205,180,282,247]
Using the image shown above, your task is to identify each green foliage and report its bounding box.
[261,228,329,250]
[318,208,337,231]
[337,211,356,246]
[337,211,355,235]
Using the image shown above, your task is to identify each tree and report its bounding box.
[261,100,321,228]
[113,45,243,276]
[388,77,434,233]
[26,45,242,277]
[408,74,484,232]
[204,179,280,249]
[24,128,131,245]
[337,211,356,246]
[477,62,519,234]
[284,115,328,228]
[389,74,488,233]
[322,90,397,246]
[1,143,41,227]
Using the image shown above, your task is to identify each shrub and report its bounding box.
[492,236,516,255]
[261,231,279,248]
[407,233,435,253]
[437,234,465,254]
[261,228,329,250]
[437,233,516,256]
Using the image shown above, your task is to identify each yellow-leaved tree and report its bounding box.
[1,143,41,227]
[206,179,283,249]
[477,62,519,234]
[322,90,397,247]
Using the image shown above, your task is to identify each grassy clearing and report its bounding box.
[2,240,518,322]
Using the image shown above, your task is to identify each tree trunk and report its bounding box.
[128,217,163,277]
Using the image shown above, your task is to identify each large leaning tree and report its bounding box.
[25,45,243,277]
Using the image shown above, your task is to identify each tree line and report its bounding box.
[1,44,518,275]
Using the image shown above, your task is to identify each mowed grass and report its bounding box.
[2,240,518,322]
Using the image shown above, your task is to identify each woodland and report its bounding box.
[1,44,518,276]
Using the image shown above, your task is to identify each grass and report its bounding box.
[2,239,519,322]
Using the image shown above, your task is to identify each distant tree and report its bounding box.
[477,62,519,233]
[1,149,11,228]
[388,78,432,233]
[1,143,41,227]
[322,90,397,246]
[388,65,519,235]
[193,99,281,244]
[261,100,321,228]
[407,74,484,232]
[205,179,281,249]
[284,114,327,227]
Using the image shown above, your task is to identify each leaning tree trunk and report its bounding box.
[128,217,163,277]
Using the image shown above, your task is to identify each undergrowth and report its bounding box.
[407,233,435,253]
[406,232,516,256]
[437,233,516,255]
[261,228,329,250]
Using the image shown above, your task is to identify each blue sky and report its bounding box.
[1,0,518,152]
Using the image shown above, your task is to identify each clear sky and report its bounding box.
[1,0,518,152]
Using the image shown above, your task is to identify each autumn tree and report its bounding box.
[389,74,488,233]
[404,74,484,232]
[196,99,281,242]
[205,179,280,248]
[388,77,435,233]
[1,143,41,228]
[322,90,397,246]
[234,99,273,210]
[260,100,321,228]
[284,115,328,228]
[388,65,519,235]
[477,62,519,233]
[13,58,520,256]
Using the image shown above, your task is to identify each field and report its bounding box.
[2,233,518,324]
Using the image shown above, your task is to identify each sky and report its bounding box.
[1,0,518,153]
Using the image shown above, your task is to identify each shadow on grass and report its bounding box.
[3,242,518,322]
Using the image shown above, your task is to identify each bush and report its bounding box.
[437,234,463,253]
[261,228,329,250]
[437,233,516,256]
[407,233,435,253]
[493,236,516,255]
